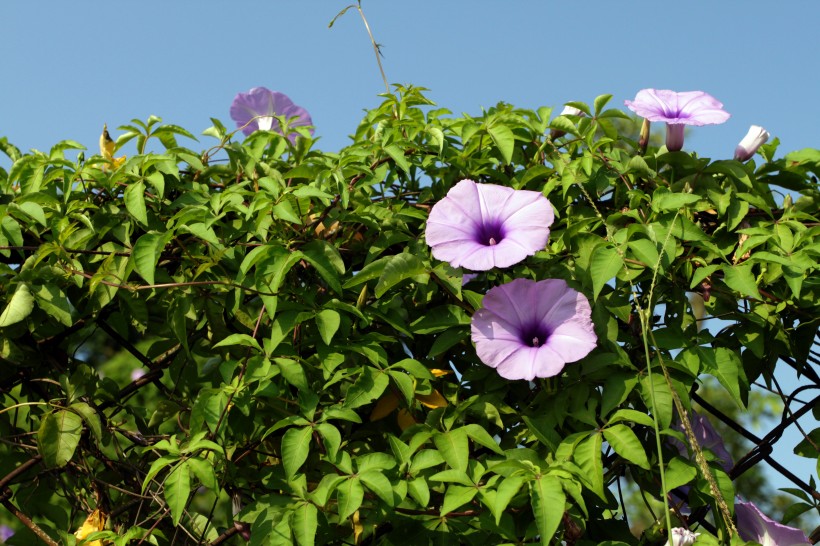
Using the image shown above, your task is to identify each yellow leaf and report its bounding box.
[369,392,399,421]
[99,124,116,160]
[99,124,126,171]
[74,509,106,545]
[415,389,448,409]
[429,368,452,377]
[352,510,363,545]
[396,409,416,431]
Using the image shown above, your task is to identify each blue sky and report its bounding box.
[2,0,817,515]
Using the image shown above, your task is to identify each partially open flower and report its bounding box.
[229,87,314,142]
[736,500,811,546]
[734,125,770,162]
[425,179,554,271]
[471,279,596,380]
[668,528,699,546]
[625,89,730,152]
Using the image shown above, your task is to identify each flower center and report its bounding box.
[476,220,505,247]
[257,115,275,132]
[520,322,551,348]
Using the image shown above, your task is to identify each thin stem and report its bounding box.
[356,1,390,95]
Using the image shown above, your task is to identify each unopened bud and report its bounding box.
[550,105,585,140]
[734,125,770,162]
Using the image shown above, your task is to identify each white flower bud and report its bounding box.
[668,527,699,546]
[734,125,770,162]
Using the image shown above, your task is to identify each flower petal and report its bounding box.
[470,278,597,380]
[229,87,314,141]
[425,180,553,271]
[736,500,811,546]
[625,88,729,126]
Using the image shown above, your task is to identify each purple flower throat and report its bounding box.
[520,322,552,348]
[476,219,506,246]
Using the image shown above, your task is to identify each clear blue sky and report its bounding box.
[1,0,817,514]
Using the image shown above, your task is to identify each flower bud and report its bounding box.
[668,527,699,546]
[734,125,770,162]
[550,105,585,139]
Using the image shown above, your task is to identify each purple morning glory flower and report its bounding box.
[624,89,730,152]
[471,279,597,380]
[736,500,811,546]
[425,179,554,271]
[229,87,314,143]
[0,525,13,542]
[670,411,733,472]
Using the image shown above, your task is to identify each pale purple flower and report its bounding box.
[471,279,596,380]
[668,527,699,546]
[671,411,733,472]
[229,87,314,142]
[425,179,554,271]
[131,368,146,381]
[736,500,811,546]
[734,125,770,162]
[625,89,730,151]
[0,525,13,542]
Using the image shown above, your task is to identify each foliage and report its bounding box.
[1,86,819,545]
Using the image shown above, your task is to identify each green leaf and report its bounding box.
[0,283,34,327]
[603,424,650,470]
[463,423,504,455]
[589,245,623,300]
[573,432,605,499]
[187,457,219,491]
[685,347,747,406]
[359,470,395,506]
[407,477,430,507]
[383,144,410,173]
[302,240,345,295]
[433,428,469,471]
[639,373,673,430]
[336,476,364,521]
[342,255,389,289]
[607,409,654,428]
[593,94,612,115]
[344,367,389,409]
[213,333,262,352]
[665,457,697,491]
[124,180,148,225]
[440,484,478,515]
[69,402,102,442]
[33,284,72,326]
[164,460,191,526]
[315,309,341,345]
[549,116,579,137]
[281,426,312,479]
[722,263,762,299]
[290,502,318,546]
[651,190,700,212]
[315,423,341,460]
[374,252,427,298]
[481,474,526,524]
[529,474,565,545]
[38,409,83,468]
[410,304,469,334]
[276,358,309,391]
[488,124,514,164]
[132,231,166,285]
